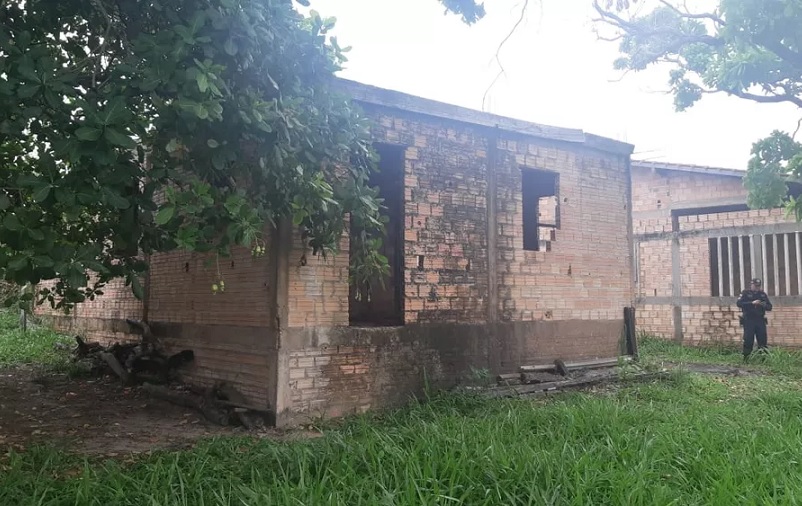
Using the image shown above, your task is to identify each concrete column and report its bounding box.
[270,219,292,426]
[485,128,499,324]
[670,213,683,343]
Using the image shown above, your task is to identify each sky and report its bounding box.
[311,0,801,170]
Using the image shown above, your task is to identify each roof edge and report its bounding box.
[632,160,746,179]
[334,78,635,156]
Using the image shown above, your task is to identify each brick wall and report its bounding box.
[147,243,275,406]
[38,241,277,408]
[38,276,144,344]
[495,142,632,322]
[279,103,634,423]
[632,165,802,347]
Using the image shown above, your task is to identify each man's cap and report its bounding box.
[751,278,762,286]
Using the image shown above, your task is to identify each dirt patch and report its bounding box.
[0,366,306,457]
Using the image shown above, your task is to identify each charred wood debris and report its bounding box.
[482,355,667,398]
[70,319,272,429]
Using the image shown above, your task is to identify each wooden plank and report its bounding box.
[519,364,557,373]
[564,356,632,371]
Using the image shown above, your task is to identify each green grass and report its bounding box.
[640,333,802,377]
[4,375,802,505]
[4,319,802,504]
[0,310,73,370]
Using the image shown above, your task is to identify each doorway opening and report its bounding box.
[349,143,405,326]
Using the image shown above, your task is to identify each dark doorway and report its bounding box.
[349,143,405,326]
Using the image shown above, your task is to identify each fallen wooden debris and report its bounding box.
[518,364,557,373]
[142,382,272,428]
[519,371,564,385]
[484,371,668,399]
[71,323,194,386]
[562,356,633,371]
[99,352,130,385]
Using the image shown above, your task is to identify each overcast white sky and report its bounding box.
[313,0,800,170]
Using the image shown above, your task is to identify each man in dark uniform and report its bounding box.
[736,278,773,360]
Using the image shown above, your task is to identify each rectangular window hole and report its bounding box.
[417,255,425,270]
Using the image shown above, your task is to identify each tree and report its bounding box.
[0,0,389,311]
[439,0,487,24]
[593,0,802,217]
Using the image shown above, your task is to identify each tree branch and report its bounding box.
[482,0,530,111]
[753,35,802,70]
[726,89,802,108]
[592,1,724,48]
[657,0,726,26]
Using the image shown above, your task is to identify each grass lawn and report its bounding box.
[3,319,802,505]
[0,310,73,370]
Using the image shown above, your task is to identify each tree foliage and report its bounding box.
[0,0,389,310]
[594,0,802,216]
[439,0,487,24]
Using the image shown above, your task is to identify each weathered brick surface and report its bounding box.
[146,244,275,406]
[281,103,634,421]
[287,232,350,328]
[495,143,632,322]
[37,276,144,344]
[632,164,802,347]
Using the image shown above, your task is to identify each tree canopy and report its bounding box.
[0,0,389,310]
[593,0,802,216]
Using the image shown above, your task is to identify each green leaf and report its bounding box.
[16,83,40,98]
[131,276,145,300]
[55,187,75,206]
[155,206,175,225]
[8,256,27,271]
[196,72,209,93]
[27,228,44,241]
[224,39,238,56]
[32,184,52,203]
[104,128,137,149]
[18,62,38,82]
[99,97,130,126]
[33,256,54,268]
[0,194,10,211]
[102,188,131,210]
[75,127,103,141]
[3,213,22,231]
[292,211,305,226]
[207,139,219,148]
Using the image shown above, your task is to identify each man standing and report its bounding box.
[737,278,773,360]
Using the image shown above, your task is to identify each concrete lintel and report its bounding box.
[633,197,747,221]
[636,295,802,307]
[635,221,802,243]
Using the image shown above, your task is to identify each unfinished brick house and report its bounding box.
[632,161,802,346]
[41,79,636,425]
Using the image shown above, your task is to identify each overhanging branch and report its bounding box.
[657,0,726,26]
[592,1,724,49]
